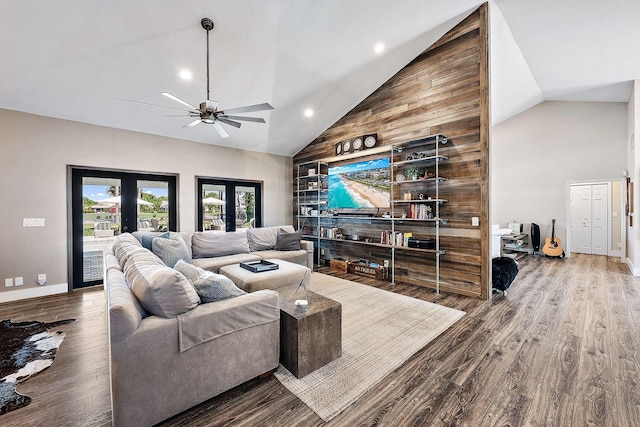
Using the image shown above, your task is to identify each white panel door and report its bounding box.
[591,184,608,255]
[571,185,592,254]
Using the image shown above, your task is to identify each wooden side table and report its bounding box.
[279,290,341,378]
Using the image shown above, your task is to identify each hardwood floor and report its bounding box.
[1,254,639,426]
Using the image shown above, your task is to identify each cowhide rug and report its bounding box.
[0,318,74,415]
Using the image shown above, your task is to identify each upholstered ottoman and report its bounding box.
[219,259,311,292]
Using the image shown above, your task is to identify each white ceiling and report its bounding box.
[0,0,637,156]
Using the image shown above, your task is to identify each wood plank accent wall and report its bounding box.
[293,4,490,299]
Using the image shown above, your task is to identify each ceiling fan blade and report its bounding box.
[220,103,274,115]
[162,92,199,111]
[213,122,230,138]
[114,97,193,112]
[217,118,242,129]
[165,114,199,117]
[220,115,266,123]
[183,119,202,128]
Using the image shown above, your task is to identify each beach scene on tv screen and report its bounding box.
[328,158,390,209]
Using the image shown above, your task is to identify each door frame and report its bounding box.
[195,176,263,232]
[67,165,179,290]
[566,179,625,259]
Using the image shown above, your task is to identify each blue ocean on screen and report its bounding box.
[328,175,358,208]
[328,158,390,209]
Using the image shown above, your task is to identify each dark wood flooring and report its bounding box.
[1,254,639,426]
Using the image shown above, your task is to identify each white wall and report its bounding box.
[0,109,292,300]
[491,101,628,251]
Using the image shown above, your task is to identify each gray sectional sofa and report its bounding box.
[104,226,311,427]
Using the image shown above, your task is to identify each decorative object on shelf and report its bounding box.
[425,169,436,178]
[335,142,343,156]
[418,193,425,200]
[406,167,421,180]
[352,137,363,151]
[403,192,412,200]
[407,237,436,249]
[308,168,316,176]
[363,134,377,149]
[395,173,405,182]
[342,139,351,153]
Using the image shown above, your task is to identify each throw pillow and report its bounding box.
[275,229,302,251]
[152,234,191,268]
[192,272,246,303]
[140,232,170,251]
[174,259,205,284]
[191,230,251,258]
[246,227,279,251]
[174,259,245,303]
[125,261,200,318]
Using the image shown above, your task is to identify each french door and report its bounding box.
[570,183,608,255]
[69,167,177,289]
[196,178,262,232]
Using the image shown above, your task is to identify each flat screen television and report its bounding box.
[328,158,390,209]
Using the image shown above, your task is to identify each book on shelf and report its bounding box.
[380,230,413,247]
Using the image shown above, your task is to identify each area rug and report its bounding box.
[0,318,74,415]
[274,273,465,421]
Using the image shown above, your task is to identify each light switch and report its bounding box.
[23,218,45,227]
[14,277,23,286]
[472,217,479,226]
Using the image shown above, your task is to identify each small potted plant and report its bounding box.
[406,167,421,180]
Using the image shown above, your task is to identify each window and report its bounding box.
[196,178,262,231]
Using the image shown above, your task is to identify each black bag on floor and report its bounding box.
[530,223,540,252]
[492,257,518,294]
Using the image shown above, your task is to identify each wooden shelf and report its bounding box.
[319,236,445,254]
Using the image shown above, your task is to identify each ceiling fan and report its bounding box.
[117,18,273,138]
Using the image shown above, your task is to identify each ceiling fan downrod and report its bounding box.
[201,18,214,101]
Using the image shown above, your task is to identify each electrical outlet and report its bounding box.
[38,274,46,285]
[472,216,479,226]
[4,278,13,287]
[14,277,23,286]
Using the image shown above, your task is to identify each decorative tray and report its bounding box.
[240,260,280,273]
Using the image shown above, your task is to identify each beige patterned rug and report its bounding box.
[274,273,465,422]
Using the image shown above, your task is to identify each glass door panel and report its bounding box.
[202,184,226,231]
[81,177,121,283]
[236,186,256,229]
[138,180,169,232]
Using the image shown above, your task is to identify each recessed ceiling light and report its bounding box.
[374,43,385,54]
[304,108,314,117]
[179,69,193,80]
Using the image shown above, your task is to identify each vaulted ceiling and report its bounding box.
[0,1,637,156]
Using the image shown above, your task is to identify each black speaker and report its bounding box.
[407,238,435,249]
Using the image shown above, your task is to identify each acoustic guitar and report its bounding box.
[542,219,565,258]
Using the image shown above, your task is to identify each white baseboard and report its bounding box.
[0,283,68,303]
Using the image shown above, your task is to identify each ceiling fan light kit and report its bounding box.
[118,17,273,139]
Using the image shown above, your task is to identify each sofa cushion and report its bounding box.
[152,234,191,268]
[275,229,302,251]
[246,227,279,251]
[141,232,169,251]
[191,253,262,274]
[106,267,148,342]
[192,230,251,258]
[124,259,200,318]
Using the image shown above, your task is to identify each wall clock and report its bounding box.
[335,142,342,156]
[352,137,363,151]
[364,134,377,148]
[342,139,351,153]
